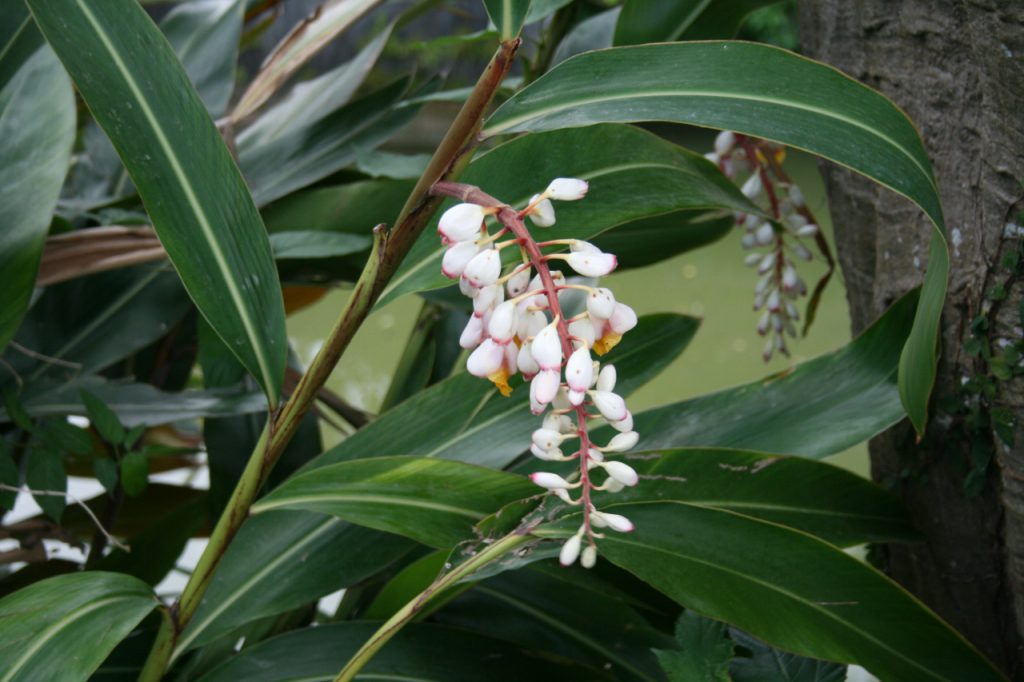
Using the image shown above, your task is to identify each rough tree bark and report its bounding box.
[799,1,1024,677]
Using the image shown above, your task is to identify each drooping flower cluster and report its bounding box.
[433,178,640,568]
[706,131,829,361]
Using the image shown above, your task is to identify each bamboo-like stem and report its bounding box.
[136,38,520,682]
[334,532,531,682]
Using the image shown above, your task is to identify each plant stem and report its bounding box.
[136,38,520,682]
[333,532,531,682]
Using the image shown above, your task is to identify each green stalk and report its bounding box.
[137,37,520,682]
[334,532,531,682]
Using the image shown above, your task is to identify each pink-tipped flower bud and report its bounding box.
[592,510,635,532]
[596,364,617,392]
[580,544,597,568]
[531,321,563,370]
[506,266,532,297]
[592,391,628,422]
[604,431,639,452]
[473,284,503,314]
[459,315,484,349]
[792,243,812,261]
[530,472,572,489]
[568,389,586,406]
[781,265,799,292]
[442,240,480,279]
[438,203,485,242]
[611,410,634,433]
[527,194,556,227]
[587,287,616,320]
[601,461,639,487]
[608,303,637,335]
[565,347,593,393]
[545,178,589,201]
[488,301,518,344]
[459,274,480,298]
[464,249,502,288]
[530,443,565,461]
[532,369,561,406]
[466,339,504,378]
[559,533,582,566]
[567,250,617,278]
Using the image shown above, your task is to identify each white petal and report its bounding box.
[611,410,634,433]
[586,287,616,320]
[527,195,556,227]
[517,342,540,379]
[473,283,503,314]
[441,240,480,279]
[568,317,595,348]
[603,478,625,493]
[530,472,571,489]
[531,321,563,370]
[531,428,563,452]
[466,339,504,378]
[566,251,617,278]
[592,391,627,422]
[797,223,819,238]
[596,364,617,392]
[592,510,634,532]
[703,151,720,165]
[755,222,775,246]
[608,303,637,335]
[506,266,532,297]
[545,178,589,201]
[602,461,639,487]
[487,301,518,343]
[604,431,639,452]
[568,389,585,406]
[565,347,593,392]
[459,274,480,298]
[463,249,501,288]
[559,534,582,566]
[530,443,565,461]
[459,315,483,349]
[532,369,561,406]
[741,173,762,199]
[580,544,597,568]
[714,130,735,156]
[438,203,485,242]
[788,184,805,207]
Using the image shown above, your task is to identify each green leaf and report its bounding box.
[25,446,65,521]
[380,123,759,305]
[363,550,452,620]
[269,231,371,260]
[484,41,947,434]
[0,440,17,510]
[614,0,780,45]
[623,291,918,458]
[0,3,43,90]
[729,627,847,682]
[551,7,619,66]
[119,450,149,496]
[355,150,431,179]
[160,0,244,116]
[0,572,155,682]
[253,457,537,548]
[230,0,383,123]
[80,390,126,445]
[312,313,699,470]
[29,0,288,406]
[92,458,119,496]
[655,610,733,682]
[483,0,531,40]
[0,46,75,353]
[593,448,918,547]
[175,512,412,656]
[593,210,733,269]
[196,622,602,682]
[536,503,1005,682]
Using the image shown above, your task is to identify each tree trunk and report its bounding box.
[798,1,1024,677]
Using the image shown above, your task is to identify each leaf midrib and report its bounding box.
[253,493,486,520]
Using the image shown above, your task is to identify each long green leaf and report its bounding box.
[536,503,1004,681]
[0,45,74,353]
[253,457,537,547]
[0,3,43,89]
[614,0,780,45]
[197,622,603,682]
[0,572,155,682]
[619,290,918,458]
[29,0,288,406]
[380,123,759,305]
[485,41,946,434]
[483,0,531,40]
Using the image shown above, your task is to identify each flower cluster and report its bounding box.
[706,131,826,361]
[434,178,640,568]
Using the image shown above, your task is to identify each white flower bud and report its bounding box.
[466,339,504,377]
[592,391,628,422]
[602,461,639,487]
[604,431,639,452]
[543,412,573,433]
[608,303,637,335]
[473,284,503,314]
[530,443,565,461]
[438,203,485,242]
[592,510,635,532]
[552,386,572,410]
[487,301,518,344]
[786,213,808,229]
[741,173,762,199]
[586,288,616,320]
[743,253,762,267]
[792,243,812,261]
[442,240,480,279]
[788,184,805,207]
[603,478,625,493]
[531,321,563,370]
[703,151,720,165]
[532,428,563,452]
[596,364,617,392]
[459,274,480,298]
[785,301,800,320]
[459,315,483,349]
[559,533,582,566]
[527,194,556,227]
[532,369,561,406]
[530,472,573,489]
[464,249,502,288]
[517,341,539,379]
[767,290,781,312]
[797,224,819,238]
[611,410,634,433]
[714,130,736,156]
[506,266,532,297]
[755,222,775,246]
[565,347,593,393]
[743,213,760,230]
[567,251,617,278]
[545,178,589,201]
[580,544,597,568]
[781,265,799,292]
[568,317,595,348]
[756,311,770,336]
[741,233,757,249]
[758,252,776,274]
